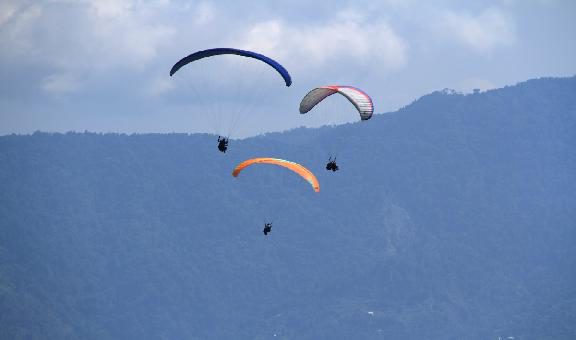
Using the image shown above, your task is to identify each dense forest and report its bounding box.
[1,77,575,339]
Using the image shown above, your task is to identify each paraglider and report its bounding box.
[300,85,374,172]
[232,157,320,193]
[326,157,339,172]
[299,85,374,120]
[233,158,319,234]
[217,136,228,153]
[170,48,293,153]
[263,223,272,236]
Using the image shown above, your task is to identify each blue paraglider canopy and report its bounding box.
[169,48,292,87]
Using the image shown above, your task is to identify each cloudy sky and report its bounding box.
[1,0,575,137]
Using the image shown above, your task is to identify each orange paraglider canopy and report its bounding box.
[232,158,320,192]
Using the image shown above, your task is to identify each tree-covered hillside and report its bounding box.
[1,77,575,339]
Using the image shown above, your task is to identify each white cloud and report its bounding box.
[87,0,134,18]
[437,7,515,53]
[236,9,408,72]
[194,1,215,26]
[41,73,81,94]
[87,16,175,71]
[0,0,22,26]
[0,3,42,57]
[0,0,176,70]
[146,76,175,96]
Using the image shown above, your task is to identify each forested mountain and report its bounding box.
[1,77,575,339]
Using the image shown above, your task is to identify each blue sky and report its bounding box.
[1,0,574,137]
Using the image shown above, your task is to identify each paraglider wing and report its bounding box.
[232,158,320,192]
[170,48,292,86]
[299,85,373,120]
[299,87,338,113]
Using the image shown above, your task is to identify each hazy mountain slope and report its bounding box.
[0,76,575,339]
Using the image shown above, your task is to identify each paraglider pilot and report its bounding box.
[217,136,229,153]
[263,222,272,236]
[326,157,339,172]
